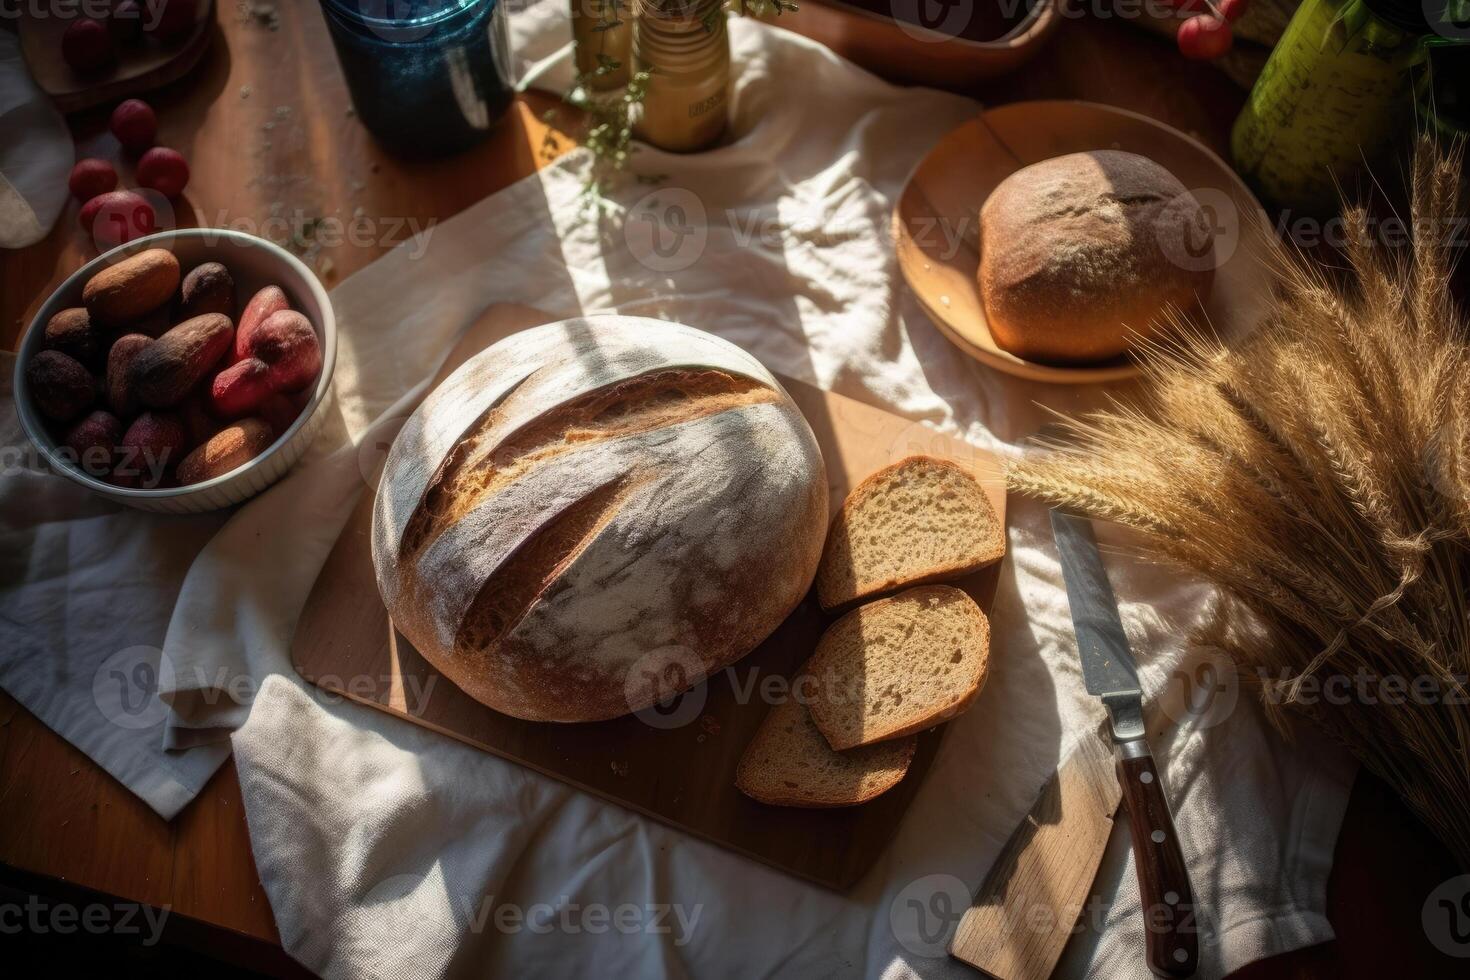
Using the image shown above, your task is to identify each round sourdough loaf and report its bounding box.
[978,150,1215,363]
[370,316,829,723]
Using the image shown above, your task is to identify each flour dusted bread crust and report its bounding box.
[978,150,1216,363]
[371,317,828,723]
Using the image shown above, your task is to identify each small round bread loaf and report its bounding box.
[978,150,1216,363]
[371,316,828,723]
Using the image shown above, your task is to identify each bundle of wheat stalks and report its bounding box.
[1010,141,1470,869]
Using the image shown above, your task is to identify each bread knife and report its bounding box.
[1050,509,1199,978]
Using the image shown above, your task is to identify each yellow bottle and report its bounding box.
[633,0,730,153]
[1231,0,1435,216]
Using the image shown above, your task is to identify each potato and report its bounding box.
[179,262,236,319]
[43,308,106,365]
[129,313,234,408]
[176,418,274,485]
[105,333,151,417]
[82,248,180,326]
[26,350,95,421]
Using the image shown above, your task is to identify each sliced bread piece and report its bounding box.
[808,585,990,750]
[735,697,916,807]
[816,455,1004,610]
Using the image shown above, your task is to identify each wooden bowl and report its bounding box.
[894,101,1275,385]
[772,0,1063,87]
[19,0,215,114]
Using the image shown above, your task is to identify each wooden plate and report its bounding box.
[19,1,215,114]
[894,101,1275,385]
[290,304,1008,890]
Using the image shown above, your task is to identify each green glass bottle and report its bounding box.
[1231,0,1448,216]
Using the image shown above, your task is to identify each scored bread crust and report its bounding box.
[815,455,1004,610]
[978,150,1215,363]
[371,317,828,723]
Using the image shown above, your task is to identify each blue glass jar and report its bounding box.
[320,0,515,157]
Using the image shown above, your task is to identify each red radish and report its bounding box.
[62,19,117,74]
[136,147,190,199]
[68,159,119,202]
[80,189,157,249]
[210,358,274,418]
[1177,15,1233,60]
[234,286,291,361]
[146,0,198,42]
[109,99,158,154]
[108,0,145,43]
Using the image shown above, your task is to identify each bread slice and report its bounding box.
[735,697,916,807]
[806,585,990,750]
[816,455,1004,610]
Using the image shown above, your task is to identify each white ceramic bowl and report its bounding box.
[13,229,337,513]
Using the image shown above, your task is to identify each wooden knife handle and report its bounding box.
[1117,747,1198,978]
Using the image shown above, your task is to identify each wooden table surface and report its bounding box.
[0,6,1460,978]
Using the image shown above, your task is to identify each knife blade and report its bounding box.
[1051,509,1199,979]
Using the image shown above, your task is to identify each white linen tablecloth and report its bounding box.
[0,29,72,250]
[0,7,1355,978]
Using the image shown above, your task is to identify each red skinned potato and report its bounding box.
[116,411,187,488]
[234,286,290,361]
[210,357,272,419]
[63,409,123,477]
[246,310,321,392]
[129,313,234,408]
[26,350,95,421]
[106,332,152,417]
[177,418,274,485]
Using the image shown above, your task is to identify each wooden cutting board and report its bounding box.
[950,734,1122,979]
[290,304,1008,889]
